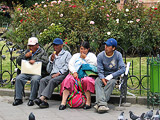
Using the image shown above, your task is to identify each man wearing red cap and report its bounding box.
[13,37,48,106]
[94,38,126,113]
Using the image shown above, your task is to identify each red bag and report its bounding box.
[67,78,86,108]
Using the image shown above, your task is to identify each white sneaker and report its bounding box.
[94,104,98,110]
[98,106,109,113]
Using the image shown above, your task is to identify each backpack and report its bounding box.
[67,78,86,108]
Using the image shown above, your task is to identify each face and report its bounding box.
[53,44,63,53]
[28,44,39,53]
[105,45,115,56]
[80,46,89,55]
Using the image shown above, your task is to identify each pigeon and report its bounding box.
[118,111,125,120]
[144,110,153,119]
[29,112,35,120]
[152,109,160,120]
[139,113,145,120]
[129,111,140,120]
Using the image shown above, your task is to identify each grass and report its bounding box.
[0,40,150,96]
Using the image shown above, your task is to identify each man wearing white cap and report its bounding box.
[13,37,48,106]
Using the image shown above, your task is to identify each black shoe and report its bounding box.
[12,99,23,106]
[39,101,49,108]
[59,105,66,110]
[27,100,34,106]
[83,104,91,109]
[34,98,42,106]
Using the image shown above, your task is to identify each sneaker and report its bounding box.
[98,106,109,113]
[27,100,34,106]
[94,104,98,110]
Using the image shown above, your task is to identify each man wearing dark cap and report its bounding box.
[34,38,72,108]
[94,38,125,113]
[13,37,48,106]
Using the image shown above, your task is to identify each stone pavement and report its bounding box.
[0,95,157,120]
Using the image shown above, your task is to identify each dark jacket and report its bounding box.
[16,47,48,77]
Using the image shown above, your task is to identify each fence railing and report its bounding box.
[0,38,159,95]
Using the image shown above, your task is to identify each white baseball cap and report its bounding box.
[27,37,38,45]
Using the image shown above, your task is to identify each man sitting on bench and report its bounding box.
[94,38,126,113]
[13,37,48,106]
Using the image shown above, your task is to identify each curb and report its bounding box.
[0,88,147,105]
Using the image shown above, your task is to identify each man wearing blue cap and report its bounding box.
[34,38,72,108]
[94,38,125,113]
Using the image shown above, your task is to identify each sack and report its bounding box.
[67,92,86,108]
[67,77,86,108]
[21,60,42,75]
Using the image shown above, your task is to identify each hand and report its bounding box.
[52,72,60,78]
[73,72,78,79]
[25,51,32,58]
[102,78,107,86]
[51,53,55,61]
[80,53,87,59]
[29,60,35,64]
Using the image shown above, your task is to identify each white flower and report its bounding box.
[40,32,42,35]
[41,1,45,3]
[35,3,38,6]
[60,14,63,17]
[57,12,59,14]
[51,23,55,26]
[128,21,133,23]
[107,32,111,35]
[90,21,95,25]
[51,1,57,4]
[116,19,119,23]
[44,5,47,7]
[16,28,18,31]
[20,13,23,16]
[126,9,129,12]
[44,29,47,31]
[59,23,61,24]
[152,6,155,9]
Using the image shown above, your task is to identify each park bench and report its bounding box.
[12,43,130,107]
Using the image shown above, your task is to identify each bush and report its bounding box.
[5,0,160,54]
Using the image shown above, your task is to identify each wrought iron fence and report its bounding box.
[0,38,159,95]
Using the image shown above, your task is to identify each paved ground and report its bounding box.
[0,95,157,120]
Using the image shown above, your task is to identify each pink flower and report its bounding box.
[72,5,76,8]
[107,18,109,21]
[136,19,140,22]
[69,5,72,7]
[17,8,21,11]
[44,5,47,7]
[90,21,95,25]
[106,14,110,17]
[58,0,61,4]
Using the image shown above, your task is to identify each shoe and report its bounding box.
[12,99,23,106]
[94,104,98,110]
[39,101,49,108]
[27,100,34,106]
[59,105,66,110]
[83,104,91,109]
[34,98,42,106]
[97,106,109,113]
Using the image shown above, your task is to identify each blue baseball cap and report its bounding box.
[52,38,63,45]
[104,38,117,47]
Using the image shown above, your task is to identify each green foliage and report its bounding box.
[5,0,160,54]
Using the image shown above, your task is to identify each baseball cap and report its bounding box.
[27,37,38,45]
[104,38,117,47]
[52,38,63,45]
